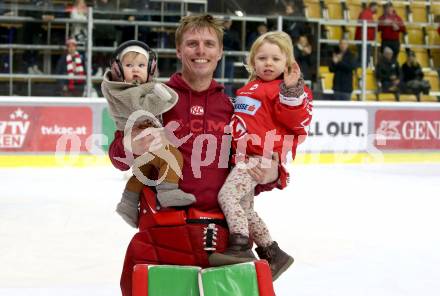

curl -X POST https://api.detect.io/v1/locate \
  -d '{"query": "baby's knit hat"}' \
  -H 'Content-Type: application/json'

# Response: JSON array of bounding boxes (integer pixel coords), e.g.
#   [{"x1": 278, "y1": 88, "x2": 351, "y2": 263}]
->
[{"x1": 118, "y1": 45, "x2": 149, "y2": 61}]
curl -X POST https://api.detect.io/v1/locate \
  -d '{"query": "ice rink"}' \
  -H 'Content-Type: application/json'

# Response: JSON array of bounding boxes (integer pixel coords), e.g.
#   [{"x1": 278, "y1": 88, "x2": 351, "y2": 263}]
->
[{"x1": 1, "y1": 162, "x2": 440, "y2": 296}]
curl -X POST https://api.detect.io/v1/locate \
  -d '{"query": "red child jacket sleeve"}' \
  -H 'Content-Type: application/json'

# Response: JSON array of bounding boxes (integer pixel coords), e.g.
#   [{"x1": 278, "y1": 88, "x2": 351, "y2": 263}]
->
[
  {"x1": 274, "y1": 82, "x2": 313, "y2": 138},
  {"x1": 254, "y1": 162, "x2": 288, "y2": 195},
  {"x1": 254, "y1": 81, "x2": 313, "y2": 195},
  {"x1": 109, "y1": 130, "x2": 131, "y2": 171}
]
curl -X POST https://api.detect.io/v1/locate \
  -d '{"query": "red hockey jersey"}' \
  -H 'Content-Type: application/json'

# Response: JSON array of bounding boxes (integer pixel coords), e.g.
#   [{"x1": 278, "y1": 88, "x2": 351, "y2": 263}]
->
[{"x1": 230, "y1": 78, "x2": 313, "y2": 163}]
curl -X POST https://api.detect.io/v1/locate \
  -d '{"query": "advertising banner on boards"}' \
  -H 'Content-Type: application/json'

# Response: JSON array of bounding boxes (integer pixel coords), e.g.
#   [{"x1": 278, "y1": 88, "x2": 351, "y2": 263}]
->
[
  {"x1": 298, "y1": 108, "x2": 369, "y2": 152},
  {"x1": 0, "y1": 106, "x2": 92, "y2": 152},
  {"x1": 375, "y1": 110, "x2": 440, "y2": 150}
]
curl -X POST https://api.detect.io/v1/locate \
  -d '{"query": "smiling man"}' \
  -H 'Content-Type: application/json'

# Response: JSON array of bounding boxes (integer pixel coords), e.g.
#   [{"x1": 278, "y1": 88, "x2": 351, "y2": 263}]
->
[
  {"x1": 109, "y1": 14, "x2": 283, "y2": 296},
  {"x1": 175, "y1": 16, "x2": 224, "y2": 91}
]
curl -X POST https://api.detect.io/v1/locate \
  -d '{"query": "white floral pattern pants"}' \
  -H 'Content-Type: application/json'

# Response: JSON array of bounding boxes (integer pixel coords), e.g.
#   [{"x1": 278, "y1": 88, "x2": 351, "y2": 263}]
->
[{"x1": 218, "y1": 164, "x2": 273, "y2": 248}]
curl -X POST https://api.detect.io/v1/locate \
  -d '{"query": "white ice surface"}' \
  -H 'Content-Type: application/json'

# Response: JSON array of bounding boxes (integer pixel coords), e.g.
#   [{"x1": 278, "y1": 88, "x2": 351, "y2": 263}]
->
[{"x1": 1, "y1": 163, "x2": 439, "y2": 295}]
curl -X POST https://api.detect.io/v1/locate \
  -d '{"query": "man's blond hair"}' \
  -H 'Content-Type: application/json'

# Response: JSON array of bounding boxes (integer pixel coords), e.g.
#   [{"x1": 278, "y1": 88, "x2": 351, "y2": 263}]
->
[{"x1": 175, "y1": 14, "x2": 224, "y2": 46}]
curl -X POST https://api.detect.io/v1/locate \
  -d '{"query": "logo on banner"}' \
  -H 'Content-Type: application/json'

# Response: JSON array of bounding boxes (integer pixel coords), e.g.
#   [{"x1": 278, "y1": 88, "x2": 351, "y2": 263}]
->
[
  {"x1": 377, "y1": 120, "x2": 440, "y2": 141},
  {"x1": 191, "y1": 105, "x2": 204, "y2": 116},
  {"x1": 234, "y1": 96, "x2": 261, "y2": 116},
  {"x1": 0, "y1": 108, "x2": 30, "y2": 148},
  {"x1": 230, "y1": 114, "x2": 247, "y2": 139},
  {"x1": 375, "y1": 110, "x2": 440, "y2": 150},
  {"x1": 376, "y1": 120, "x2": 401, "y2": 140}
]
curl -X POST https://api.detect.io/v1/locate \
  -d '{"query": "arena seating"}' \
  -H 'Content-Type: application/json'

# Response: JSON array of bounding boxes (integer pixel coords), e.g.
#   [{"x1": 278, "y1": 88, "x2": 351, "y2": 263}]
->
[
  {"x1": 316, "y1": 0, "x2": 440, "y2": 102},
  {"x1": 304, "y1": 0, "x2": 322, "y2": 19},
  {"x1": 1, "y1": 0, "x2": 439, "y2": 102}
]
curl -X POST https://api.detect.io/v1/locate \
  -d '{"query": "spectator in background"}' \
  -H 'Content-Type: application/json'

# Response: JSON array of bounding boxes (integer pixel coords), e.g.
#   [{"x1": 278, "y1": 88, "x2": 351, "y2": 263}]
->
[
  {"x1": 355, "y1": 1, "x2": 378, "y2": 67},
  {"x1": 22, "y1": 0, "x2": 54, "y2": 74},
  {"x1": 0, "y1": 0, "x2": 13, "y2": 73},
  {"x1": 329, "y1": 39, "x2": 356, "y2": 101},
  {"x1": 294, "y1": 35, "x2": 313, "y2": 82},
  {"x1": 0, "y1": 57, "x2": 8, "y2": 73},
  {"x1": 378, "y1": 2, "x2": 406, "y2": 61},
  {"x1": 120, "y1": 0, "x2": 154, "y2": 44},
  {"x1": 215, "y1": 17, "x2": 240, "y2": 97},
  {"x1": 55, "y1": 38, "x2": 86, "y2": 96},
  {"x1": 119, "y1": 0, "x2": 149, "y2": 10},
  {"x1": 247, "y1": 23, "x2": 268, "y2": 50},
  {"x1": 94, "y1": 0, "x2": 115, "y2": 8},
  {"x1": 69, "y1": 0, "x2": 88, "y2": 44},
  {"x1": 283, "y1": 1, "x2": 306, "y2": 40},
  {"x1": 118, "y1": 0, "x2": 176, "y2": 75},
  {"x1": 93, "y1": 0, "x2": 117, "y2": 78},
  {"x1": 401, "y1": 51, "x2": 430, "y2": 96},
  {"x1": 241, "y1": 0, "x2": 278, "y2": 14},
  {"x1": 375, "y1": 47, "x2": 400, "y2": 93}
]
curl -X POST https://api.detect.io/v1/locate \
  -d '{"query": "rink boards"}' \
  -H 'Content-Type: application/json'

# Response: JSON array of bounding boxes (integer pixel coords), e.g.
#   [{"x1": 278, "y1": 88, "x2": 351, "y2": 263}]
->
[{"x1": 1, "y1": 96, "x2": 440, "y2": 167}]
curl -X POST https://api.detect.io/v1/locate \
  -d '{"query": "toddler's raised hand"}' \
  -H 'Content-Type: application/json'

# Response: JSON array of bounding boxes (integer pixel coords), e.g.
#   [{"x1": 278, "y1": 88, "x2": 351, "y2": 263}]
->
[{"x1": 284, "y1": 62, "x2": 301, "y2": 88}]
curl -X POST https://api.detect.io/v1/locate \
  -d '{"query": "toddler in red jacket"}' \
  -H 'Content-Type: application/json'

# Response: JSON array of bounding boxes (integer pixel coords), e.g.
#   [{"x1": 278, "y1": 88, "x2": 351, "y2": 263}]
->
[{"x1": 209, "y1": 31, "x2": 313, "y2": 281}]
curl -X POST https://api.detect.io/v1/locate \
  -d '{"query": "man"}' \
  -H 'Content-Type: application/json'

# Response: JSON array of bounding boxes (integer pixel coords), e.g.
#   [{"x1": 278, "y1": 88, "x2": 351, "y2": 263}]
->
[
  {"x1": 55, "y1": 38, "x2": 86, "y2": 97},
  {"x1": 284, "y1": 1, "x2": 307, "y2": 40},
  {"x1": 215, "y1": 17, "x2": 240, "y2": 97},
  {"x1": 247, "y1": 23, "x2": 268, "y2": 50},
  {"x1": 378, "y1": 2, "x2": 406, "y2": 60},
  {"x1": 375, "y1": 46, "x2": 400, "y2": 93},
  {"x1": 401, "y1": 51, "x2": 430, "y2": 96},
  {"x1": 294, "y1": 35, "x2": 313, "y2": 82},
  {"x1": 109, "y1": 15, "x2": 285, "y2": 296},
  {"x1": 23, "y1": 0, "x2": 55, "y2": 74},
  {"x1": 355, "y1": 1, "x2": 378, "y2": 67},
  {"x1": 329, "y1": 39, "x2": 356, "y2": 101}
]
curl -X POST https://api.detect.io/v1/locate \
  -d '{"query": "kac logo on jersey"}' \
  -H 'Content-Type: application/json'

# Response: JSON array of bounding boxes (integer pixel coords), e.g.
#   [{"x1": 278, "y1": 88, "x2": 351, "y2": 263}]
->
[
  {"x1": 249, "y1": 83, "x2": 259, "y2": 91},
  {"x1": 230, "y1": 114, "x2": 247, "y2": 140},
  {"x1": 190, "y1": 105, "x2": 204, "y2": 116},
  {"x1": 234, "y1": 96, "x2": 261, "y2": 116}
]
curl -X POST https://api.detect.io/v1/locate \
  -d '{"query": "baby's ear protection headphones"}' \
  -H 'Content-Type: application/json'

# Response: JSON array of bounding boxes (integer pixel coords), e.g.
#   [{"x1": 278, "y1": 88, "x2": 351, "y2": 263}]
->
[{"x1": 110, "y1": 40, "x2": 157, "y2": 82}]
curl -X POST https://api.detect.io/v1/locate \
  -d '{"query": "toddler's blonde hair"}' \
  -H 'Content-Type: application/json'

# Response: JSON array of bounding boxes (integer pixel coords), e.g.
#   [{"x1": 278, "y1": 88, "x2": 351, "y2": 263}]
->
[{"x1": 247, "y1": 31, "x2": 295, "y2": 82}]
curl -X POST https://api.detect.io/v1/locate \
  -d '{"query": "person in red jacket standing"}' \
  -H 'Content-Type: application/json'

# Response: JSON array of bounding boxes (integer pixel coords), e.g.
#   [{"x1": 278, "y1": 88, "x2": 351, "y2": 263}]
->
[
  {"x1": 209, "y1": 31, "x2": 312, "y2": 281},
  {"x1": 108, "y1": 14, "x2": 282, "y2": 296},
  {"x1": 355, "y1": 1, "x2": 378, "y2": 67},
  {"x1": 378, "y1": 2, "x2": 406, "y2": 61}
]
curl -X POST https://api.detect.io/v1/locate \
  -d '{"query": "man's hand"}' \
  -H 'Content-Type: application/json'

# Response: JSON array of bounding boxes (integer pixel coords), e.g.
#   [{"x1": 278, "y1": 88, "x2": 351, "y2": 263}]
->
[
  {"x1": 284, "y1": 62, "x2": 301, "y2": 88},
  {"x1": 247, "y1": 153, "x2": 280, "y2": 185}
]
